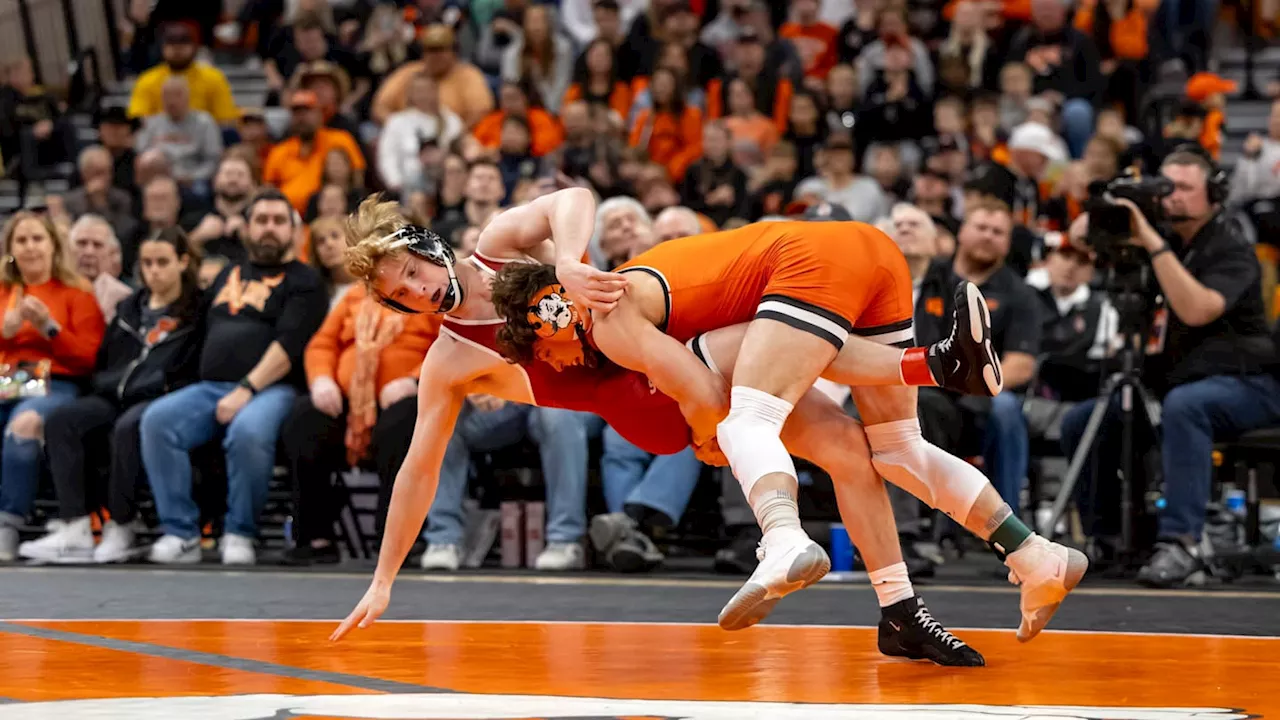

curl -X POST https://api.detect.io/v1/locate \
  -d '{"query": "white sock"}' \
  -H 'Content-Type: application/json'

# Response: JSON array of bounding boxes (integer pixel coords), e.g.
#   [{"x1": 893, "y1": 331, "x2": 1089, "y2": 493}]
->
[
  {"x1": 752, "y1": 490, "x2": 801, "y2": 536},
  {"x1": 868, "y1": 562, "x2": 914, "y2": 607}
]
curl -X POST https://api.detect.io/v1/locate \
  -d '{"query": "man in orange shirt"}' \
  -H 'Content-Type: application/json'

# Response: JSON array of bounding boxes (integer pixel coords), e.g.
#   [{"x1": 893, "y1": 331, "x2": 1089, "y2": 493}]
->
[
  {"x1": 262, "y1": 90, "x2": 366, "y2": 213},
  {"x1": 779, "y1": 0, "x2": 838, "y2": 79}
]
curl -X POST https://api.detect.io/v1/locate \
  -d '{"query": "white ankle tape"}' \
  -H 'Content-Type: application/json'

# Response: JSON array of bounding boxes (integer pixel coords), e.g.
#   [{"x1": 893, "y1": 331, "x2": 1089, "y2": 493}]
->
[
  {"x1": 868, "y1": 561, "x2": 914, "y2": 607},
  {"x1": 717, "y1": 386, "x2": 796, "y2": 498},
  {"x1": 865, "y1": 418, "x2": 986, "y2": 522}
]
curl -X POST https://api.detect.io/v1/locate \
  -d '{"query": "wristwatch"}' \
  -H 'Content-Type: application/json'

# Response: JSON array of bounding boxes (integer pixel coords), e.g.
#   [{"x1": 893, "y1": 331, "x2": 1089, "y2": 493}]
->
[
  {"x1": 238, "y1": 377, "x2": 258, "y2": 394},
  {"x1": 43, "y1": 321, "x2": 60, "y2": 339}
]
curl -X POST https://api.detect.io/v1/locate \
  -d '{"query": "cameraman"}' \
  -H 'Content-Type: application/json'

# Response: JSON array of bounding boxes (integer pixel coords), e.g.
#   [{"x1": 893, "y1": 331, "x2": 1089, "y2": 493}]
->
[{"x1": 1059, "y1": 149, "x2": 1280, "y2": 587}]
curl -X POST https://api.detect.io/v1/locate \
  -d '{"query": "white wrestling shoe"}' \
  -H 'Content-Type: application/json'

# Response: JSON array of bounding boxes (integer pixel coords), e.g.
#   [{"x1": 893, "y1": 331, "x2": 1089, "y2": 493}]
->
[
  {"x1": 1004, "y1": 535, "x2": 1090, "y2": 642},
  {"x1": 717, "y1": 527, "x2": 830, "y2": 631}
]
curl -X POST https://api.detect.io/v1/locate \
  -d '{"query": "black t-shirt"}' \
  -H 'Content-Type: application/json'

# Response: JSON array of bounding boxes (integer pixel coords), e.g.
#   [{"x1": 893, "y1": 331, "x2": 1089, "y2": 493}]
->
[
  {"x1": 916, "y1": 259, "x2": 1042, "y2": 384},
  {"x1": 1146, "y1": 214, "x2": 1277, "y2": 391},
  {"x1": 269, "y1": 30, "x2": 371, "y2": 86},
  {"x1": 199, "y1": 260, "x2": 328, "y2": 387},
  {"x1": 1034, "y1": 285, "x2": 1108, "y2": 401}
]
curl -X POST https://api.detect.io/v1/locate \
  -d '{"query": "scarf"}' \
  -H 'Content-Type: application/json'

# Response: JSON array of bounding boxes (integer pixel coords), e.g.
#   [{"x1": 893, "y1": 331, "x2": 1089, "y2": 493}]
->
[{"x1": 345, "y1": 295, "x2": 406, "y2": 465}]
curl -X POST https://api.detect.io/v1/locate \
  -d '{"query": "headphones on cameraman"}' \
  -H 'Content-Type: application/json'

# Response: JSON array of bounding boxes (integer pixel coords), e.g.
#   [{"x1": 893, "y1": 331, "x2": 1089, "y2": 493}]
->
[{"x1": 1170, "y1": 143, "x2": 1229, "y2": 205}]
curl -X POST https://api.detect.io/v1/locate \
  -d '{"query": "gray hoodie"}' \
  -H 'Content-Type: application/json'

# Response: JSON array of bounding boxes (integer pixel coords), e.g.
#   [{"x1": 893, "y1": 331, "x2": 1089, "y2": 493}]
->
[{"x1": 136, "y1": 110, "x2": 223, "y2": 185}]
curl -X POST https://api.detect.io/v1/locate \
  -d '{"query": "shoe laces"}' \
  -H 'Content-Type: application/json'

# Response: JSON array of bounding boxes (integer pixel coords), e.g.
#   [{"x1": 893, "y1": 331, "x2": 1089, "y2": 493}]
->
[{"x1": 913, "y1": 605, "x2": 966, "y2": 650}]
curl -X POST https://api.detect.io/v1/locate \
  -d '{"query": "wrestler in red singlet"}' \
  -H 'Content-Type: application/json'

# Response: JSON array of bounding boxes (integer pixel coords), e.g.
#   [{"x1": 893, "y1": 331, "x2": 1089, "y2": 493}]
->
[{"x1": 443, "y1": 253, "x2": 690, "y2": 455}]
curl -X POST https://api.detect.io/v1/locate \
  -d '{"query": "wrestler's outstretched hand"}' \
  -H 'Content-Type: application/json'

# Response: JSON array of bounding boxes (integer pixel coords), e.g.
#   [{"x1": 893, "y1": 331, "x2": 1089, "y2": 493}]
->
[
  {"x1": 556, "y1": 258, "x2": 628, "y2": 311},
  {"x1": 694, "y1": 437, "x2": 729, "y2": 467},
  {"x1": 330, "y1": 582, "x2": 390, "y2": 642}
]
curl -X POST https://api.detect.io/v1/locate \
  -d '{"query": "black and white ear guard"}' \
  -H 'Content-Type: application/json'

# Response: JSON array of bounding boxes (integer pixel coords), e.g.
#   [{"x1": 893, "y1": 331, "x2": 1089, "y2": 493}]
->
[{"x1": 375, "y1": 225, "x2": 463, "y2": 315}]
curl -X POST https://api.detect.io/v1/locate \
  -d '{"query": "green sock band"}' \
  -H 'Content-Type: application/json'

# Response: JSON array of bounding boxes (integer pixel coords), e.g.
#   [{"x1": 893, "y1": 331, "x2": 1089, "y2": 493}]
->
[{"x1": 989, "y1": 514, "x2": 1033, "y2": 556}]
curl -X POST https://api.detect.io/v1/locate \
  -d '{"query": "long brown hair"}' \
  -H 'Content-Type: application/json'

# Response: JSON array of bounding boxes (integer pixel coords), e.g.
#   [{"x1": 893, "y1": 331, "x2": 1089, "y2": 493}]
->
[
  {"x1": 519, "y1": 5, "x2": 557, "y2": 80},
  {"x1": 491, "y1": 261, "x2": 598, "y2": 368},
  {"x1": 143, "y1": 226, "x2": 202, "y2": 325},
  {"x1": 1, "y1": 211, "x2": 90, "y2": 291}
]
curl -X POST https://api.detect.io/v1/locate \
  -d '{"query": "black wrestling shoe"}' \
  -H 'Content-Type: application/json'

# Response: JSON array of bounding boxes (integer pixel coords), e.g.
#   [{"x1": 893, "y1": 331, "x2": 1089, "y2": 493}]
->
[
  {"x1": 878, "y1": 595, "x2": 985, "y2": 667},
  {"x1": 926, "y1": 281, "x2": 1003, "y2": 397}
]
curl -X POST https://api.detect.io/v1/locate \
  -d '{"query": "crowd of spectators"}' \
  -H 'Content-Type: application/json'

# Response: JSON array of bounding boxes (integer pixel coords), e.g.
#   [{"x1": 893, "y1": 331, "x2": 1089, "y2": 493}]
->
[{"x1": 0, "y1": 0, "x2": 1278, "y2": 589}]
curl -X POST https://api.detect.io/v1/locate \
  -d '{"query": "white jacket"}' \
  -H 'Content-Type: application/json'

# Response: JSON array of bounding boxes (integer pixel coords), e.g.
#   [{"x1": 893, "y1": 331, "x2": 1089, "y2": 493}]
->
[{"x1": 377, "y1": 108, "x2": 464, "y2": 191}]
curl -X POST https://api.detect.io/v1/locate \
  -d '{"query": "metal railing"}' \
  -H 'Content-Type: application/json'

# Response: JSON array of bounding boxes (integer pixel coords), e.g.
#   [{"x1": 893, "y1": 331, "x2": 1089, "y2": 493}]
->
[{"x1": 0, "y1": 0, "x2": 118, "y2": 91}]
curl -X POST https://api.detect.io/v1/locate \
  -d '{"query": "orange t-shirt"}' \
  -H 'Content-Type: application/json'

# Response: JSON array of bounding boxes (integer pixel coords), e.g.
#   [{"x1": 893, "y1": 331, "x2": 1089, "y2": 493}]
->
[
  {"x1": 723, "y1": 114, "x2": 780, "y2": 154},
  {"x1": 0, "y1": 278, "x2": 105, "y2": 377},
  {"x1": 471, "y1": 109, "x2": 565, "y2": 158},
  {"x1": 629, "y1": 106, "x2": 704, "y2": 182},
  {"x1": 263, "y1": 128, "x2": 367, "y2": 213},
  {"x1": 563, "y1": 82, "x2": 633, "y2": 121},
  {"x1": 779, "y1": 22, "x2": 839, "y2": 78},
  {"x1": 304, "y1": 284, "x2": 440, "y2": 395}
]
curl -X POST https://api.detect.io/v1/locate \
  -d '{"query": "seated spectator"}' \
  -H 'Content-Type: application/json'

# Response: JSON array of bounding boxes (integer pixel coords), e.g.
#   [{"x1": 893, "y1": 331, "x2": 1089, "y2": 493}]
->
[
  {"x1": 795, "y1": 132, "x2": 888, "y2": 222},
  {"x1": 652, "y1": 205, "x2": 703, "y2": 244},
  {"x1": 263, "y1": 90, "x2": 365, "y2": 214},
  {"x1": 561, "y1": 0, "x2": 636, "y2": 50},
  {"x1": 372, "y1": 24, "x2": 495, "y2": 127},
  {"x1": 563, "y1": 38, "x2": 632, "y2": 120},
  {"x1": 1231, "y1": 100, "x2": 1280, "y2": 257},
  {"x1": 590, "y1": 196, "x2": 652, "y2": 269},
  {"x1": 706, "y1": 28, "x2": 793, "y2": 134},
  {"x1": 825, "y1": 64, "x2": 859, "y2": 135},
  {"x1": 131, "y1": 176, "x2": 192, "y2": 273},
  {"x1": 128, "y1": 23, "x2": 239, "y2": 125},
  {"x1": 867, "y1": 145, "x2": 911, "y2": 203},
  {"x1": 289, "y1": 61, "x2": 361, "y2": 139},
  {"x1": 136, "y1": 77, "x2": 224, "y2": 197},
  {"x1": 17, "y1": 228, "x2": 202, "y2": 563},
  {"x1": 472, "y1": 80, "x2": 565, "y2": 160},
  {"x1": 357, "y1": 3, "x2": 419, "y2": 85},
  {"x1": 911, "y1": 166, "x2": 961, "y2": 237},
  {"x1": 234, "y1": 110, "x2": 272, "y2": 171},
  {"x1": 915, "y1": 201, "x2": 1040, "y2": 510},
  {"x1": 0, "y1": 213, "x2": 105, "y2": 560},
  {"x1": 857, "y1": 35, "x2": 933, "y2": 167},
  {"x1": 1074, "y1": 0, "x2": 1156, "y2": 123},
  {"x1": 936, "y1": 0, "x2": 1001, "y2": 96},
  {"x1": 268, "y1": 13, "x2": 371, "y2": 117},
  {"x1": 779, "y1": 0, "x2": 839, "y2": 80},
  {"x1": 308, "y1": 217, "x2": 355, "y2": 306},
  {"x1": 748, "y1": 140, "x2": 800, "y2": 218},
  {"x1": 281, "y1": 283, "x2": 438, "y2": 565},
  {"x1": 889, "y1": 202, "x2": 941, "y2": 292},
  {"x1": 502, "y1": 4, "x2": 575, "y2": 114},
  {"x1": 432, "y1": 159, "x2": 506, "y2": 247},
  {"x1": 0, "y1": 57, "x2": 76, "y2": 182},
  {"x1": 783, "y1": 90, "x2": 825, "y2": 180},
  {"x1": 495, "y1": 118, "x2": 545, "y2": 200},
  {"x1": 96, "y1": 108, "x2": 140, "y2": 195},
  {"x1": 378, "y1": 73, "x2": 464, "y2": 194},
  {"x1": 1007, "y1": 0, "x2": 1105, "y2": 158},
  {"x1": 629, "y1": 67, "x2": 702, "y2": 182},
  {"x1": 856, "y1": 8, "x2": 936, "y2": 98},
  {"x1": 139, "y1": 189, "x2": 328, "y2": 566},
  {"x1": 681, "y1": 122, "x2": 749, "y2": 227},
  {"x1": 1184, "y1": 72, "x2": 1235, "y2": 162},
  {"x1": 304, "y1": 149, "x2": 365, "y2": 222},
  {"x1": 627, "y1": 41, "x2": 709, "y2": 128},
  {"x1": 64, "y1": 146, "x2": 138, "y2": 245},
  {"x1": 429, "y1": 396, "x2": 595, "y2": 571},
  {"x1": 721, "y1": 78, "x2": 780, "y2": 155},
  {"x1": 189, "y1": 153, "x2": 258, "y2": 266},
  {"x1": 68, "y1": 216, "x2": 133, "y2": 322}
]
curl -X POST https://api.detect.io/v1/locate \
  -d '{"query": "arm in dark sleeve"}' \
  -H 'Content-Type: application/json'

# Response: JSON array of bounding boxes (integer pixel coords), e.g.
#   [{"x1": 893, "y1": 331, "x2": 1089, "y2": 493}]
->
[
  {"x1": 1065, "y1": 33, "x2": 1105, "y2": 102},
  {"x1": 1194, "y1": 239, "x2": 1261, "y2": 312},
  {"x1": 1001, "y1": 284, "x2": 1044, "y2": 357},
  {"x1": 273, "y1": 271, "x2": 329, "y2": 364}
]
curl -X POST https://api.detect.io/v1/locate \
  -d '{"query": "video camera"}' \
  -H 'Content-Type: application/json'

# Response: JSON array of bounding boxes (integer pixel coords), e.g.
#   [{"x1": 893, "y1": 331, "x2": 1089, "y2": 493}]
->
[{"x1": 1083, "y1": 173, "x2": 1174, "y2": 270}]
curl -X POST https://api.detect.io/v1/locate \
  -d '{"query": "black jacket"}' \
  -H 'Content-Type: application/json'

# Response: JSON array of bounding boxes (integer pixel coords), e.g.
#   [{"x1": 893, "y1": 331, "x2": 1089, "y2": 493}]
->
[{"x1": 91, "y1": 289, "x2": 203, "y2": 407}]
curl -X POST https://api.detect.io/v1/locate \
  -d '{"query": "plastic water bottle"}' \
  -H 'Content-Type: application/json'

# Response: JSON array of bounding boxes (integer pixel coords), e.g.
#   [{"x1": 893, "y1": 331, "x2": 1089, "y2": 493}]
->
[
  {"x1": 1225, "y1": 488, "x2": 1246, "y2": 518},
  {"x1": 1273, "y1": 533, "x2": 1280, "y2": 581},
  {"x1": 283, "y1": 515, "x2": 295, "y2": 550}
]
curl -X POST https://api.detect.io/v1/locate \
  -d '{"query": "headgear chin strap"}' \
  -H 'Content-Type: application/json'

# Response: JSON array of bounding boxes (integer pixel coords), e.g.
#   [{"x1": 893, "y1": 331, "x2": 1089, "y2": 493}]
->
[{"x1": 375, "y1": 225, "x2": 462, "y2": 314}]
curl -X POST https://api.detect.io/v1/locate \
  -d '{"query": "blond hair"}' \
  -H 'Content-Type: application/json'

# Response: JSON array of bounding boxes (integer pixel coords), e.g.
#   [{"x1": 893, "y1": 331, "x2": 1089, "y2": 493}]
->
[
  {"x1": 344, "y1": 194, "x2": 413, "y2": 284},
  {"x1": 2, "y1": 211, "x2": 90, "y2": 292}
]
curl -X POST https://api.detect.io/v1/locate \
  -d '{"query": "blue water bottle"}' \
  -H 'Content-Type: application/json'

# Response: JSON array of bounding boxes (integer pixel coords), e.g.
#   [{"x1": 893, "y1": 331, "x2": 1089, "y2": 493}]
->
[{"x1": 829, "y1": 523, "x2": 855, "y2": 572}]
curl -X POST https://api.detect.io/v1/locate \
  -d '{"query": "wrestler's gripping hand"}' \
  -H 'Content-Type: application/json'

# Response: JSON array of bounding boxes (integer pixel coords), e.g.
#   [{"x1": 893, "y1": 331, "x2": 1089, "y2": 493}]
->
[{"x1": 556, "y1": 258, "x2": 628, "y2": 311}]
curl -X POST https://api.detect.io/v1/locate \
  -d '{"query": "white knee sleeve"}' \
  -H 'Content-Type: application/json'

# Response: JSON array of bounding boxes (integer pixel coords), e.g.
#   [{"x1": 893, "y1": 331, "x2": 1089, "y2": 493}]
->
[
  {"x1": 865, "y1": 418, "x2": 987, "y2": 522},
  {"x1": 716, "y1": 386, "x2": 796, "y2": 498}
]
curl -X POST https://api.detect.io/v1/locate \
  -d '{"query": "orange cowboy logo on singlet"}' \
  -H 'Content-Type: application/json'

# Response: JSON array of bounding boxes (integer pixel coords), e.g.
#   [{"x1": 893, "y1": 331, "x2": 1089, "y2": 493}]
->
[
  {"x1": 145, "y1": 316, "x2": 179, "y2": 346},
  {"x1": 212, "y1": 266, "x2": 286, "y2": 315}
]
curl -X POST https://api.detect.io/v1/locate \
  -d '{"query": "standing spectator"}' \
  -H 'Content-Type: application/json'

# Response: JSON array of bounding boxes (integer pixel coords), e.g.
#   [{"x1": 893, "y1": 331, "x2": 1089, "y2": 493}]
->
[
  {"x1": 68, "y1": 216, "x2": 133, "y2": 322},
  {"x1": 0, "y1": 57, "x2": 76, "y2": 182},
  {"x1": 188, "y1": 154, "x2": 258, "y2": 266},
  {"x1": 1007, "y1": 0, "x2": 1105, "y2": 158},
  {"x1": 915, "y1": 201, "x2": 1040, "y2": 509},
  {"x1": 372, "y1": 25, "x2": 495, "y2": 126},
  {"x1": 797, "y1": 132, "x2": 889, "y2": 222},
  {"x1": 128, "y1": 24, "x2": 239, "y2": 125},
  {"x1": 135, "y1": 77, "x2": 224, "y2": 197},
  {"x1": 502, "y1": 4, "x2": 575, "y2": 114},
  {"x1": 17, "y1": 228, "x2": 202, "y2": 563},
  {"x1": 779, "y1": 0, "x2": 839, "y2": 80},
  {"x1": 0, "y1": 213, "x2": 105, "y2": 560},
  {"x1": 263, "y1": 90, "x2": 366, "y2": 214},
  {"x1": 629, "y1": 67, "x2": 703, "y2": 182},
  {"x1": 139, "y1": 189, "x2": 328, "y2": 566},
  {"x1": 378, "y1": 74, "x2": 464, "y2": 194},
  {"x1": 857, "y1": 9, "x2": 936, "y2": 98},
  {"x1": 64, "y1": 146, "x2": 138, "y2": 246},
  {"x1": 281, "y1": 284, "x2": 437, "y2": 565},
  {"x1": 681, "y1": 122, "x2": 750, "y2": 227}
]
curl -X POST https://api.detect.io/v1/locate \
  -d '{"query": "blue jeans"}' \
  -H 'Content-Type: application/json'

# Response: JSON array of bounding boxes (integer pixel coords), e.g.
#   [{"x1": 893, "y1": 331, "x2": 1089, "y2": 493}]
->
[
  {"x1": 139, "y1": 381, "x2": 297, "y2": 539},
  {"x1": 1060, "y1": 98, "x2": 1096, "y2": 159},
  {"x1": 985, "y1": 391, "x2": 1030, "y2": 510},
  {"x1": 1061, "y1": 374, "x2": 1280, "y2": 540},
  {"x1": 601, "y1": 425, "x2": 702, "y2": 524},
  {"x1": 0, "y1": 379, "x2": 81, "y2": 523},
  {"x1": 432, "y1": 402, "x2": 591, "y2": 545}
]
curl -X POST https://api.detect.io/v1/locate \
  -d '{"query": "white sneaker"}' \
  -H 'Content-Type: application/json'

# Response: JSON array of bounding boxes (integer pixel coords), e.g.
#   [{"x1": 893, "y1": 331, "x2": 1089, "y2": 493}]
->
[
  {"x1": 148, "y1": 534, "x2": 202, "y2": 564},
  {"x1": 534, "y1": 542, "x2": 585, "y2": 571},
  {"x1": 18, "y1": 516, "x2": 94, "y2": 563},
  {"x1": 420, "y1": 544, "x2": 460, "y2": 571},
  {"x1": 0, "y1": 525, "x2": 15, "y2": 562},
  {"x1": 220, "y1": 534, "x2": 256, "y2": 565},
  {"x1": 94, "y1": 520, "x2": 137, "y2": 564},
  {"x1": 718, "y1": 527, "x2": 830, "y2": 631},
  {"x1": 1004, "y1": 534, "x2": 1090, "y2": 642}
]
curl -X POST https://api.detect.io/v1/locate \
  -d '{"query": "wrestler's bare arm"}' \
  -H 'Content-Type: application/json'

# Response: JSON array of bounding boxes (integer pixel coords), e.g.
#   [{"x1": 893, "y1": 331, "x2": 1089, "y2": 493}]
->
[{"x1": 475, "y1": 187, "x2": 596, "y2": 264}]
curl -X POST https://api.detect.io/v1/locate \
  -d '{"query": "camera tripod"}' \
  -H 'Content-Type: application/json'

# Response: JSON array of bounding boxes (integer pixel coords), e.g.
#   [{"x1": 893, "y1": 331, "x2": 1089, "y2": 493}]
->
[{"x1": 1042, "y1": 275, "x2": 1163, "y2": 568}]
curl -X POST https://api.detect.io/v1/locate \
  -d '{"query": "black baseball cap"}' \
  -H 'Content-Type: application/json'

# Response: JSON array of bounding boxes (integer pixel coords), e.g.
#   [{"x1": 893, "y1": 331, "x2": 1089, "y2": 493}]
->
[{"x1": 804, "y1": 202, "x2": 853, "y2": 221}]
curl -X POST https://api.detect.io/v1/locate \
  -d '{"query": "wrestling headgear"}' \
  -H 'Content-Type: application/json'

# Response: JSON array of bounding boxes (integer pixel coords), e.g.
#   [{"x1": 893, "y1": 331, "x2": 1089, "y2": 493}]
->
[{"x1": 375, "y1": 225, "x2": 462, "y2": 314}]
